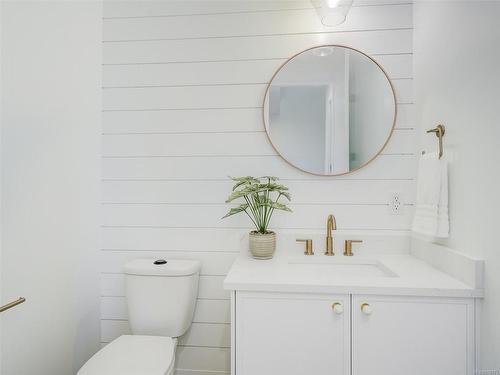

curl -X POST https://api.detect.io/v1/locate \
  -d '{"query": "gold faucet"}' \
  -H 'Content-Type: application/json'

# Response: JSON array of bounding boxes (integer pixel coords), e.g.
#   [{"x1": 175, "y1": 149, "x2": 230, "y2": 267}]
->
[
  {"x1": 296, "y1": 239, "x2": 314, "y2": 256},
  {"x1": 325, "y1": 214, "x2": 336, "y2": 256},
  {"x1": 344, "y1": 239, "x2": 363, "y2": 256}
]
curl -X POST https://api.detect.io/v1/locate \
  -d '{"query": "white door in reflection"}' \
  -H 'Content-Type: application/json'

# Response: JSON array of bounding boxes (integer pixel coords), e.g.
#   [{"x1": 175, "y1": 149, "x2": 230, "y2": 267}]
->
[{"x1": 269, "y1": 85, "x2": 327, "y2": 173}]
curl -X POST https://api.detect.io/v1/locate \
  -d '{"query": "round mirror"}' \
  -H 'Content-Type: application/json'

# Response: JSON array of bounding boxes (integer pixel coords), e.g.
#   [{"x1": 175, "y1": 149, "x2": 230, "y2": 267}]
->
[{"x1": 264, "y1": 45, "x2": 396, "y2": 176}]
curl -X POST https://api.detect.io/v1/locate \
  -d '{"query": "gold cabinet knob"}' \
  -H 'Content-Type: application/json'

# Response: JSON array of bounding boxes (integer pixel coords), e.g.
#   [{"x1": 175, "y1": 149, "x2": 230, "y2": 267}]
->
[
  {"x1": 360, "y1": 303, "x2": 373, "y2": 315},
  {"x1": 296, "y1": 239, "x2": 314, "y2": 255},
  {"x1": 331, "y1": 302, "x2": 344, "y2": 314}
]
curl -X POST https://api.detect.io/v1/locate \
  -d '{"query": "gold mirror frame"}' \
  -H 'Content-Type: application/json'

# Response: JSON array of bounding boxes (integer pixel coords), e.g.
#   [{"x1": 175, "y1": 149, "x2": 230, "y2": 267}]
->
[{"x1": 262, "y1": 45, "x2": 398, "y2": 177}]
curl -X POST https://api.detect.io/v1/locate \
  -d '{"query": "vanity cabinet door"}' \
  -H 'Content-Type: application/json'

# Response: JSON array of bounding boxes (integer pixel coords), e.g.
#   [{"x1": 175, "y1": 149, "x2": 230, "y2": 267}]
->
[
  {"x1": 352, "y1": 295, "x2": 475, "y2": 375},
  {"x1": 235, "y1": 292, "x2": 350, "y2": 375}
]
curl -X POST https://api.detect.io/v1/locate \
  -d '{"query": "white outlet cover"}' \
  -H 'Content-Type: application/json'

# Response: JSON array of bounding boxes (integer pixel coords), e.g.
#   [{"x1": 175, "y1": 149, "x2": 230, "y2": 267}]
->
[{"x1": 389, "y1": 192, "x2": 403, "y2": 215}]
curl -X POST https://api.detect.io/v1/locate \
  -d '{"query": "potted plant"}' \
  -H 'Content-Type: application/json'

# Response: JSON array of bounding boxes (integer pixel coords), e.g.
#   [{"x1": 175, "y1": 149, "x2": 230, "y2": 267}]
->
[{"x1": 222, "y1": 176, "x2": 291, "y2": 259}]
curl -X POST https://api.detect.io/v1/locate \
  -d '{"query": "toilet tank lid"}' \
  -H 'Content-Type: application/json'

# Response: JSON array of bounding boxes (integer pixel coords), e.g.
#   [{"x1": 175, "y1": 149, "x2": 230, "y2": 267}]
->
[{"x1": 124, "y1": 258, "x2": 201, "y2": 276}]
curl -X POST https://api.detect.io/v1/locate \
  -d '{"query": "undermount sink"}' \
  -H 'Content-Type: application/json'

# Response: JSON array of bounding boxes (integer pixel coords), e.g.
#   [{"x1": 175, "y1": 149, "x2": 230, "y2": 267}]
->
[{"x1": 287, "y1": 257, "x2": 398, "y2": 278}]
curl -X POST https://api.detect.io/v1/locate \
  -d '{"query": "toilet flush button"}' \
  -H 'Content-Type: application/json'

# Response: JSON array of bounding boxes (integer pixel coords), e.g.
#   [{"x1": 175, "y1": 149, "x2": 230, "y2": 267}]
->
[{"x1": 154, "y1": 259, "x2": 167, "y2": 265}]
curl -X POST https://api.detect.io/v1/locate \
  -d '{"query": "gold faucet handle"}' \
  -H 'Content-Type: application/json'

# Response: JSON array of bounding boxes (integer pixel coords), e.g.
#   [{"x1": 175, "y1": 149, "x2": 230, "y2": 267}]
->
[
  {"x1": 344, "y1": 240, "x2": 363, "y2": 256},
  {"x1": 296, "y1": 239, "x2": 314, "y2": 256}
]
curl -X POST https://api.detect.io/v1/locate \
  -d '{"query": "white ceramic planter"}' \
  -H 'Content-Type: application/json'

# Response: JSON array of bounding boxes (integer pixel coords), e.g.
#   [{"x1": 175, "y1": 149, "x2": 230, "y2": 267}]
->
[{"x1": 249, "y1": 231, "x2": 276, "y2": 259}]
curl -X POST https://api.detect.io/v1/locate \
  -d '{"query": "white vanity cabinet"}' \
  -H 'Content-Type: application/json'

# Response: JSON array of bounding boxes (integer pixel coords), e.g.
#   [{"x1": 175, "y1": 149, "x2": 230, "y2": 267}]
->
[
  {"x1": 232, "y1": 292, "x2": 475, "y2": 375},
  {"x1": 234, "y1": 292, "x2": 350, "y2": 375},
  {"x1": 352, "y1": 295, "x2": 475, "y2": 375}
]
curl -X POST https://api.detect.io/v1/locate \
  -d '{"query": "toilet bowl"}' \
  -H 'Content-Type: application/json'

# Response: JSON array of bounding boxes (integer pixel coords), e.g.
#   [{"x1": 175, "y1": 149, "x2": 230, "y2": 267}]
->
[{"x1": 78, "y1": 259, "x2": 201, "y2": 375}]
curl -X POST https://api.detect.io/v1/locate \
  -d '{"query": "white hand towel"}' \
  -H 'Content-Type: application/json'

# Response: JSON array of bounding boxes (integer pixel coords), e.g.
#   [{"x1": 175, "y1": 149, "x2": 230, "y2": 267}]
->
[{"x1": 411, "y1": 152, "x2": 449, "y2": 238}]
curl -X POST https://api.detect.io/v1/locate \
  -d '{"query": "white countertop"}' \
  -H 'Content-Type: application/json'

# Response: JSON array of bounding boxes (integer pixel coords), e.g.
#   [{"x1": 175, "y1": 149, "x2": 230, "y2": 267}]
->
[{"x1": 223, "y1": 237, "x2": 483, "y2": 298}]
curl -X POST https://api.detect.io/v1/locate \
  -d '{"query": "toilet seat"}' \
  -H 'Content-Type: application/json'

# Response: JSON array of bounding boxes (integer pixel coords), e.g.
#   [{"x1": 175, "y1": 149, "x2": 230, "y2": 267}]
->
[{"x1": 78, "y1": 335, "x2": 176, "y2": 375}]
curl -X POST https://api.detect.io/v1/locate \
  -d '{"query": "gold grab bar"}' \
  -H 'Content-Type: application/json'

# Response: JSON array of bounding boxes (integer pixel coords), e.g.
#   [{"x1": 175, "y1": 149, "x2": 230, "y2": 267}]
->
[
  {"x1": 426, "y1": 124, "x2": 445, "y2": 159},
  {"x1": 0, "y1": 297, "x2": 26, "y2": 313}
]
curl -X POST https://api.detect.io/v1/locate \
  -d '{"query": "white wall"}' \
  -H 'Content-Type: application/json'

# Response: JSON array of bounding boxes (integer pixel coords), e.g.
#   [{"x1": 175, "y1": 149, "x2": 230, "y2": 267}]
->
[
  {"x1": 414, "y1": 1, "x2": 500, "y2": 371},
  {"x1": 101, "y1": 1, "x2": 415, "y2": 373},
  {"x1": 1, "y1": 1, "x2": 101, "y2": 374}
]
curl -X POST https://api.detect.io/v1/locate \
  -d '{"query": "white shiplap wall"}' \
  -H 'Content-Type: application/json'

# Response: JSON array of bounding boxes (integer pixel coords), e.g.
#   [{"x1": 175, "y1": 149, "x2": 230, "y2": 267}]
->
[{"x1": 101, "y1": 1, "x2": 414, "y2": 373}]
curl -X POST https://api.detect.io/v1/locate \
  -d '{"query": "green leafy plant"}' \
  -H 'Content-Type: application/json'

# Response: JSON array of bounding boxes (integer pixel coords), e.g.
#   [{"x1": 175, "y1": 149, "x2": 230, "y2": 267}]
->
[{"x1": 222, "y1": 176, "x2": 292, "y2": 234}]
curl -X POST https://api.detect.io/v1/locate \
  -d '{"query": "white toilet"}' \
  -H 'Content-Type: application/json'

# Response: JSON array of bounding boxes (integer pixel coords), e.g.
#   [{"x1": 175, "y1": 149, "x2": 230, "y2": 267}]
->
[{"x1": 78, "y1": 258, "x2": 201, "y2": 375}]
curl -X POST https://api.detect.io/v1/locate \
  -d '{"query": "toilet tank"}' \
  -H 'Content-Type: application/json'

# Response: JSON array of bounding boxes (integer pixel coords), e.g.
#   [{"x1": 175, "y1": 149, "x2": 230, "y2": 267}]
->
[{"x1": 124, "y1": 258, "x2": 201, "y2": 337}]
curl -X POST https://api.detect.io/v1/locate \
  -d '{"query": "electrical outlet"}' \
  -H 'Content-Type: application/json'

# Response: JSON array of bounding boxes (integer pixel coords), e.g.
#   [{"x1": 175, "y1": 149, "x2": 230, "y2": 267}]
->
[{"x1": 389, "y1": 192, "x2": 403, "y2": 215}]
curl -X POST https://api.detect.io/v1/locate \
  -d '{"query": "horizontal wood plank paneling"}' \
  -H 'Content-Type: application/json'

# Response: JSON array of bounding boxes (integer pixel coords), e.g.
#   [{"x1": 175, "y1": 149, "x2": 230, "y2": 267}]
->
[
  {"x1": 103, "y1": 29, "x2": 412, "y2": 64},
  {"x1": 101, "y1": 320, "x2": 230, "y2": 348},
  {"x1": 103, "y1": 1, "x2": 314, "y2": 18},
  {"x1": 176, "y1": 347, "x2": 230, "y2": 373},
  {"x1": 103, "y1": 1, "x2": 411, "y2": 19},
  {"x1": 103, "y1": 5, "x2": 411, "y2": 41},
  {"x1": 102, "y1": 179, "x2": 415, "y2": 205},
  {"x1": 102, "y1": 131, "x2": 276, "y2": 157},
  {"x1": 101, "y1": 228, "x2": 410, "y2": 253},
  {"x1": 102, "y1": 80, "x2": 412, "y2": 111},
  {"x1": 103, "y1": 154, "x2": 417, "y2": 180},
  {"x1": 102, "y1": 103, "x2": 414, "y2": 135},
  {"x1": 102, "y1": 84, "x2": 264, "y2": 111},
  {"x1": 102, "y1": 1, "x2": 414, "y2": 373},
  {"x1": 102, "y1": 203, "x2": 414, "y2": 230},
  {"x1": 102, "y1": 129, "x2": 415, "y2": 157},
  {"x1": 103, "y1": 59, "x2": 283, "y2": 87},
  {"x1": 179, "y1": 323, "x2": 231, "y2": 348},
  {"x1": 101, "y1": 319, "x2": 130, "y2": 342},
  {"x1": 102, "y1": 54, "x2": 412, "y2": 88},
  {"x1": 101, "y1": 296, "x2": 230, "y2": 323},
  {"x1": 102, "y1": 107, "x2": 265, "y2": 134},
  {"x1": 102, "y1": 227, "x2": 247, "y2": 252},
  {"x1": 396, "y1": 103, "x2": 415, "y2": 126}
]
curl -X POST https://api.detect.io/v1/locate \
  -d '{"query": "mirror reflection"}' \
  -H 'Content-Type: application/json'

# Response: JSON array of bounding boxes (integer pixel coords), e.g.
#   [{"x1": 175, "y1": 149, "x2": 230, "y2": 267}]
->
[{"x1": 264, "y1": 45, "x2": 396, "y2": 176}]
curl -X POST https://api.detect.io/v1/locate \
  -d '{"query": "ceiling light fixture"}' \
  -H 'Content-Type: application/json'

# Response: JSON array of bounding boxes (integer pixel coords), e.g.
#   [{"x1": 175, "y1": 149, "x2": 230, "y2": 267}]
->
[
  {"x1": 312, "y1": 46, "x2": 335, "y2": 57},
  {"x1": 311, "y1": 0, "x2": 353, "y2": 26},
  {"x1": 327, "y1": 0, "x2": 342, "y2": 8}
]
